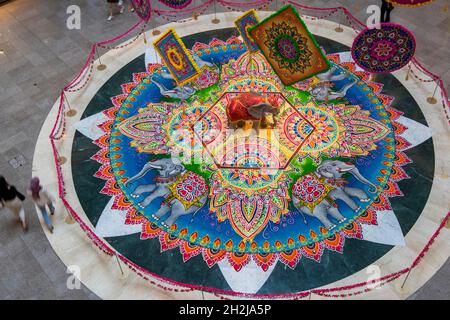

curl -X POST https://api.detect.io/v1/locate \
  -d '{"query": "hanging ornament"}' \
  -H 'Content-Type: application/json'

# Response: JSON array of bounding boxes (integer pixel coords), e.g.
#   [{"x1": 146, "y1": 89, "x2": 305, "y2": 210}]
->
[{"x1": 130, "y1": 0, "x2": 152, "y2": 21}]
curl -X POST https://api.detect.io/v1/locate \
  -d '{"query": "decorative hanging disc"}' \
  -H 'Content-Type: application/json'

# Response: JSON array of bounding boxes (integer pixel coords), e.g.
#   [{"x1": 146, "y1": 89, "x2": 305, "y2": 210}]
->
[
  {"x1": 386, "y1": 0, "x2": 434, "y2": 7},
  {"x1": 131, "y1": 0, "x2": 152, "y2": 21},
  {"x1": 157, "y1": 0, "x2": 193, "y2": 9},
  {"x1": 351, "y1": 23, "x2": 416, "y2": 74}
]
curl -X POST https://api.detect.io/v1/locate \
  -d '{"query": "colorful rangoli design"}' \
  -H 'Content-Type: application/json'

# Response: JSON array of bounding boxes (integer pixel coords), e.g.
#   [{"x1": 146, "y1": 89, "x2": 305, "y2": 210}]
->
[
  {"x1": 352, "y1": 23, "x2": 416, "y2": 74},
  {"x1": 91, "y1": 37, "x2": 413, "y2": 272},
  {"x1": 249, "y1": 5, "x2": 330, "y2": 85}
]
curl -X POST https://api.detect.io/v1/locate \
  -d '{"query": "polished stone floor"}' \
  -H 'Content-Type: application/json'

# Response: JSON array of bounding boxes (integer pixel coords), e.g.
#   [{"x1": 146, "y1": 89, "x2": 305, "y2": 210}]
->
[{"x1": 0, "y1": 0, "x2": 448, "y2": 299}]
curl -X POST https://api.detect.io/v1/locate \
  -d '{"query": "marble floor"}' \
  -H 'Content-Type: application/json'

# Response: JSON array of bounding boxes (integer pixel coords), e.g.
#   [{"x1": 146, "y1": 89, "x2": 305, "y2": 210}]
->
[{"x1": 0, "y1": 0, "x2": 449, "y2": 299}]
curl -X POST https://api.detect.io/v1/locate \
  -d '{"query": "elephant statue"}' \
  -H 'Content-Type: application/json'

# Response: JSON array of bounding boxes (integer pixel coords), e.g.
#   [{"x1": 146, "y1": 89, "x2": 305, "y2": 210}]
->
[
  {"x1": 226, "y1": 92, "x2": 281, "y2": 130},
  {"x1": 191, "y1": 52, "x2": 218, "y2": 72},
  {"x1": 151, "y1": 52, "x2": 218, "y2": 100},
  {"x1": 309, "y1": 65, "x2": 357, "y2": 102},
  {"x1": 151, "y1": 69, "x2": 196, "y2": 100},
  {"x1": 316, "y1": 65, "x2": 348, "y2": 82},
  {"x1": 124, "y1": 158, "x2": 208, "y2": 228},
  {"x1": 292, "y1": 160, "x2": 377, "y2": 229}
]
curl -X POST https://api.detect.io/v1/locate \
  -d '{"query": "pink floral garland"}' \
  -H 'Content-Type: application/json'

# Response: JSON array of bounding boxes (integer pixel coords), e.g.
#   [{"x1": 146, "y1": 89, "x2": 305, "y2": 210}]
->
[
  {"x1": 301, "y1": 9, "x2": 339, "y2": 21},
  {"x1": 97, "y1": 23, "x2": 147, "y2": 50},
  {"x1": 64, "y1": 57, "x2": 95, "y2": 93},
  {"x1": 63, "y1": 47, "x2": 96, "y2": 91},
  {"x1": 411, "y1": 213, "x2": 450, "y2": 268},
  {"x1": 217, "y1": 0, "x2": 271, "y2": 6},
  {"x1": 48, "y1": 1, "x2": 450, "y2": 299}
]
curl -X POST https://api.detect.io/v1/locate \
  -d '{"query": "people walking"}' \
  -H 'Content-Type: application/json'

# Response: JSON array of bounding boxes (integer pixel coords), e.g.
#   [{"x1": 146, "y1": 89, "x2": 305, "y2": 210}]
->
[
  {"x1": 0, "y1": 176, "x2": 27, "y2": 231},
  {"x1": 27, "y1": 177, "x2": 55, "y2": 233},
  {"x1": 119, "y1": 0, "x2": 135, "y2": 12},
  {"x1": 381, "y1": 0, "x2": 394, "y2": 22},
  {"x1": 107, "y1": 0, "x2": 124, "y2": 21}
]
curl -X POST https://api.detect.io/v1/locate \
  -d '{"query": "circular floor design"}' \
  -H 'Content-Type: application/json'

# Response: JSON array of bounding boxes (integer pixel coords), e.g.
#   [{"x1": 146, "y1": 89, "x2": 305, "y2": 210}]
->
[{"x1": 34, "y1": 12, "x2": 450, "y2": 299}]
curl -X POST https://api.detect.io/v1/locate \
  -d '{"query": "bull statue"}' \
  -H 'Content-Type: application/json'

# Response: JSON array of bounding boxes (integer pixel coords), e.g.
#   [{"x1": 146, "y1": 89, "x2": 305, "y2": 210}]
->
[{"x1": 226, "y1": 92, "x2": 281, "y2": 130}]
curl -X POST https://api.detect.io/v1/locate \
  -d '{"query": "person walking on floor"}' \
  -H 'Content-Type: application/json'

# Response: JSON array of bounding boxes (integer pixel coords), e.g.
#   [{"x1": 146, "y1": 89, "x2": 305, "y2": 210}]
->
[
  {"x1": 28, "y1": 177, "x2": 55, "y2": 233},
  {"x1": 119, "y1": 0, "x2": 135, "y2": 12},
  {"x1": 381, "y1": 0, "x2": 394, "y2": 22},
  {"x1": 107, "y1": 0, "x2": 124, "y2": 21},
  {"x1": 0, "y1": 176, "x2": 27, "y2": 231}
]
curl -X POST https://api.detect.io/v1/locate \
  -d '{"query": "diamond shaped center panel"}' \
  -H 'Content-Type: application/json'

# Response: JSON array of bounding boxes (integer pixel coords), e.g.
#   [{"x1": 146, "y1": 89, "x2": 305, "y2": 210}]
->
[{"x1": 193, "y1": 92, "x2": 316, "y2": 170}]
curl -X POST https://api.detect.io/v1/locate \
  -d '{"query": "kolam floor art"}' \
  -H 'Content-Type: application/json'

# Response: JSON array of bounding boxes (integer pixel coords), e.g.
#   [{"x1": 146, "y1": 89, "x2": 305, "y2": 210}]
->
[{"x1": 33, "y1": 12, "x2": 450, "y2": 299}]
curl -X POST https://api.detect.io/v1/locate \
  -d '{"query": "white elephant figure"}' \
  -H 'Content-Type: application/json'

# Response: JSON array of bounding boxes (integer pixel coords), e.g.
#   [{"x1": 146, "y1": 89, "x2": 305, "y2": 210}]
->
[
  {"x1": 150, "y1": 69, "x2": 196, "y2": 100},
  {"x1": 292, "y1": 160, "x2": 377, "y2": 229},
  {"x1": 191, "y1": 52, "x2": 218, "y2": 72},
  {"x1": 151, "y1": 52, "x2": 218, "y2": 100},
  {"x1": 124, "y1": 158, "x2": 208, "y2": 228},
  {"x1": 309, "y1": 65, "x2": 357, "y2": 102}
]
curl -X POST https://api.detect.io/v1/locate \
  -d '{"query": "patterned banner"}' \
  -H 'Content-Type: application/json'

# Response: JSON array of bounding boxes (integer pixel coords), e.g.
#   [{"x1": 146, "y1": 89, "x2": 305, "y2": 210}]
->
[
  {"x1": 234, "y1": 9, "x2": 259, "y2": 52},
  {"x1": 153, "y1": 28, "x2": 200, "y2": 85},
  {"x1": 249, "y1": 4, "x2": 330, "y2": 85}
]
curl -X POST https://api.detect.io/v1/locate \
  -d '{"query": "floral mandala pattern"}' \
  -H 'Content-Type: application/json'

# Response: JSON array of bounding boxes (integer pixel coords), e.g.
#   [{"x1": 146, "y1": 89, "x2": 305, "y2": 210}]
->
[
  {"x1": 352, "y1": 23, "x2": 416, "y2": 74},
  {"x1": 264, "y1": 21, "x2": 313, "y2": 74}
]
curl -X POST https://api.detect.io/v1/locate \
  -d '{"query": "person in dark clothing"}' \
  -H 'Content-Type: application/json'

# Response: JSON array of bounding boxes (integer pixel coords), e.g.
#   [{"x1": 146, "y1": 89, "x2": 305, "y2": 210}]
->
[
  {"x1": 0, "y1": 176, "x2": 27, "y2": 230},
  {"x1": 381, "y1": 0, "x2": 394, "y2": 22}
]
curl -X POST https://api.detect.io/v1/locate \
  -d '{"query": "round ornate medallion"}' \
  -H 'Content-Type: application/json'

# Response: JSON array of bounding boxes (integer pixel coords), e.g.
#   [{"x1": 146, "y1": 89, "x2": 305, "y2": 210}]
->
[{"x1": 352, "y1": 23, "x2": 416, "y2": 74}]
